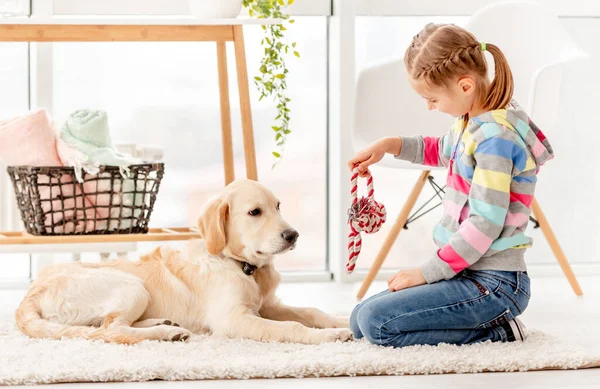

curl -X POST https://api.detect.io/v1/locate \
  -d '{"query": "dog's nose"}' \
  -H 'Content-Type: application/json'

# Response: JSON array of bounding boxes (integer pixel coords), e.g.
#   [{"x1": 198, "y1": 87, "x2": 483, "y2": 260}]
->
[{"x1": 282, "y1": 229, "x2": 299, "y2": 244}]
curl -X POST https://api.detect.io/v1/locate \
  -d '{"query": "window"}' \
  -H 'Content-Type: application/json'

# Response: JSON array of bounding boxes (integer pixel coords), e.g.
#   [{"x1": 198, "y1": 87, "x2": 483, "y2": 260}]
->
[
  {"x1": 52, "y1": 18, "x2": 329, "y2": 271},
  {"x1": 534, "y1": 17, "x2": 600, "y2": 264},
  {"x1": 0, "y1": 43, "x2": 29, "y2": 130},
  {"x1": 3, "y1": 1, "x2": 594, "y2": 284},
  {"x1": 0, "y1": 42, "x2": 31, "y2": 280}
]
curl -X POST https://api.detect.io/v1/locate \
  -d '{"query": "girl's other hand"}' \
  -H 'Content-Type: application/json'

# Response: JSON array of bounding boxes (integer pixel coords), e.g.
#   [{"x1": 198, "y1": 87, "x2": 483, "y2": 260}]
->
[{"x1": 387, "y1": 268, "x2": 427, "y2": 292}]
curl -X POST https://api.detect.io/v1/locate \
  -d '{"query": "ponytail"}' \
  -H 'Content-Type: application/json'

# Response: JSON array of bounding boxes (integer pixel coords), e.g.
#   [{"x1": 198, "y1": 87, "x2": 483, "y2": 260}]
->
[{"x1": 482, "y1": 43, "x2": 514, "y2": 111}]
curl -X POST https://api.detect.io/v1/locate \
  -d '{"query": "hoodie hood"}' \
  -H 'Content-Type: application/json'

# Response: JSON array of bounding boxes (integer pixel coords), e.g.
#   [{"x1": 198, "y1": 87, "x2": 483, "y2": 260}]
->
[{"x1": 471, "y1": 100, "x2": 554, "y2": 169}]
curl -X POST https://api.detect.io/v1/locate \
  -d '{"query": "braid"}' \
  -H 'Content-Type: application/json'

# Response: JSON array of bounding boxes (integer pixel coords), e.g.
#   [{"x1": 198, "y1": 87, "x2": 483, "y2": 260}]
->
[
  {"x1": 405, "y1": 23, "x2": 514, "y2": 111},
  {"x1": 405, "y1": 23, "x2": 442, "y2": 75},
  {"x1": 413, "y1": 43, "x2": 482, "y2": 82}
]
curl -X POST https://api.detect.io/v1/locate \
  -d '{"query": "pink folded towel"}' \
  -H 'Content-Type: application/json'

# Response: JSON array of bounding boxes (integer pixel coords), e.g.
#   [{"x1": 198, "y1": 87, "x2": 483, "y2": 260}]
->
[{"x1": 0, "y1": 109, "x2": 98, "y2": 233}]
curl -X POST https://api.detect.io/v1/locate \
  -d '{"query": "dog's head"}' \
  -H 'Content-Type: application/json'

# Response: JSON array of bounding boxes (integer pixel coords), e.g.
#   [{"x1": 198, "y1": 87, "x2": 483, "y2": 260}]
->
[{"x1": 197, "y1": 179, "x2": 298, "y2": 266}]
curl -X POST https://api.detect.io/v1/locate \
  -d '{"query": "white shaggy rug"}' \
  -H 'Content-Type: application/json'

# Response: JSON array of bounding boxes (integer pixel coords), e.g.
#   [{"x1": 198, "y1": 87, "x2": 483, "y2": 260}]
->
[{"x1": 0, "y1": 321, "x2": 598, "y2": 385}]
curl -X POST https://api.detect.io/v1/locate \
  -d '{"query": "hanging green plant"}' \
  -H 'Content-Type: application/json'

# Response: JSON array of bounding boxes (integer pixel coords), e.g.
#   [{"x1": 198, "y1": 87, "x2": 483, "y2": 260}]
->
[{"x1": 243, "y1": 0, "x2": 299, "y2": 166}]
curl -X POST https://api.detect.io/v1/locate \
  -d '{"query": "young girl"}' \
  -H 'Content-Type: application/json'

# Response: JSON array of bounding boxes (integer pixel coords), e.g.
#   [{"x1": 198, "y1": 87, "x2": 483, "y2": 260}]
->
[{"x1": 348, "y1": 23, "x2": 553, "y2": 348}]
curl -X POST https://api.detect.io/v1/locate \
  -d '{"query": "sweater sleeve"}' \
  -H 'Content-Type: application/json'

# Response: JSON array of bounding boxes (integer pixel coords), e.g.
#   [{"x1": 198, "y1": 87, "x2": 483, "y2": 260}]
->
[
  {"x1": 419, "y1": 134, "x2": 526, "y2": 283},
  {"x1": 395, "y1": 132, "x2": 453, "y2": 168}
]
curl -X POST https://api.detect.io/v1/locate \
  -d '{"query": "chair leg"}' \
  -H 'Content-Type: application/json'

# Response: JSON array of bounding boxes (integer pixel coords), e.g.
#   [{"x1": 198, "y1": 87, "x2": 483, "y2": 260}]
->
[
  {"x1": 356, "y1": 170, "x2": 431, "y2": 300},
  {"x1": 531, "y1": 198, "x2": 583, "y2": 296}
]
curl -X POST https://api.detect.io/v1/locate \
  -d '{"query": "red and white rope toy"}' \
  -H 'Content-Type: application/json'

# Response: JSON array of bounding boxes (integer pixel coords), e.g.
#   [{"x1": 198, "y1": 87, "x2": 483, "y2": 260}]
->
[{"x1": 346, "y1": 166, "x2": 387, "y2": 273}]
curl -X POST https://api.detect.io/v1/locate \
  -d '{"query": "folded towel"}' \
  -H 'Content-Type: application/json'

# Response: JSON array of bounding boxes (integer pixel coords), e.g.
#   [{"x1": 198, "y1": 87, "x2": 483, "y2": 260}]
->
[
  {"x1": 62, "y1": 109, "x2": 113, "y2": 148},
  {"x1": 0, "y1": 109, "x2": 98, "y2": 234},
  {"x1": 61, "y1": 109, "x2": 140, "y2": 177},
  {"x1": 60, "y1": 109, "x2": 145, "y2": 230}
]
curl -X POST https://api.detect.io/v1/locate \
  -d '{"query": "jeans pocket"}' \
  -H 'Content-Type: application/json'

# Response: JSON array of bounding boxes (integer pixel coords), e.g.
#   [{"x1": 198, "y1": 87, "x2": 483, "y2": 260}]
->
[
  {"x1": 476, "y1": 308, "x2": 515, "y2": 330},
  {"x1": 516, "y1": 271, "x2": 531, "y2": 299},
  {"x1": 463, "y1": 274, "x2": 502, "y2": 296},
  {"x1": 501, "y1": 272, "x2": 531, "y2": 314},
  {"x1": 498, "y1": 283, "x2": 530, "y2": 314}
]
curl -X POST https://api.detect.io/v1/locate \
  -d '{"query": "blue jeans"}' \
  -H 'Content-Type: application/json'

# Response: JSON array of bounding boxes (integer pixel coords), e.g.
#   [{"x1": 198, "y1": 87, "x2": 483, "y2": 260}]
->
[{"x1": 350, "y1": 269, "x2": 531, "y2": 347}]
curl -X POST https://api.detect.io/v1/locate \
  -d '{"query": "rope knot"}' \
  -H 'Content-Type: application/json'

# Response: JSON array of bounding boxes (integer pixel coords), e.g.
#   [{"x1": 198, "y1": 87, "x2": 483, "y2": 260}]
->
[{"x1": 346, "y1": 167, "x2": 387, "y2": 273}]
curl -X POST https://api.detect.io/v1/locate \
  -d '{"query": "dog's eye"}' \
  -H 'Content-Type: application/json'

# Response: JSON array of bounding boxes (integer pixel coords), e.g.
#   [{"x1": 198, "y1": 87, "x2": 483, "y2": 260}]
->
[
  {"x1": 276, "y1": 202, "x2": 281, "y2": 211},
  {"x1": 248, "y1": 208, "x2": 261, "y2": 216}
]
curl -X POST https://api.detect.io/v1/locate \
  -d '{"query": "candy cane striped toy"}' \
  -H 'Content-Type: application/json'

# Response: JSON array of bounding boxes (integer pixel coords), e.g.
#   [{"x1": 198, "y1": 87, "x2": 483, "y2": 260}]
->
[{"x1": 346, "y1": 167, "x2": 387, "y2": 273}]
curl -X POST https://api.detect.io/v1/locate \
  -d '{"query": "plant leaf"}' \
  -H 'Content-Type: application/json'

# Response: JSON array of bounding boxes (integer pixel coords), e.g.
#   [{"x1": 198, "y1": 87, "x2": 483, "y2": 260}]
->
[{"x1": 244, "y1": 0, "x2": 299, "y2": 169}]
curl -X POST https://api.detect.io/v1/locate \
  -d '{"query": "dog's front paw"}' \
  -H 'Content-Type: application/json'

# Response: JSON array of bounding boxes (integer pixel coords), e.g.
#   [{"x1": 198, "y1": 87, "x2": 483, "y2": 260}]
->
[
  {"x1": 312, "y1": 328, "x2": 353, "y2": 344},
  {"x1": 132, "y1": 318, "x2": 182, "y2": 328},
  {"x1": 155, "y1": 325, "x2": 193, "y2": 342},
  {"x1": 155, "y1": 319, "x2": 181, "y2": 327}
]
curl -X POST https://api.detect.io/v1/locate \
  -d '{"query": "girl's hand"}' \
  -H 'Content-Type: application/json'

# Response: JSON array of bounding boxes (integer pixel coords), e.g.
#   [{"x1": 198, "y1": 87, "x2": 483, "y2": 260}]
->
[
  {"x1": 387, "y1": 268, "x2": 426, "y2": 292},
  {"x1": 347, "y1": 137, "x2": 401, "y2": 177}
]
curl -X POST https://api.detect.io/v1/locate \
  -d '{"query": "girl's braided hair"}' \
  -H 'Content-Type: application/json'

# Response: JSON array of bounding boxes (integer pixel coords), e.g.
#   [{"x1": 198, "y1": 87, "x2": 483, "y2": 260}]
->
[{"x1": 405, "y1": 23, "x2": 514, "y2": 112}]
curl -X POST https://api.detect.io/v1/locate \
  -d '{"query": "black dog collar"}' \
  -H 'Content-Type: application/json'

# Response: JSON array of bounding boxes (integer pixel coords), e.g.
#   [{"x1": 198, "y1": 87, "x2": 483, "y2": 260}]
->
[{"x1": 242, "y1": 261, "x2": 258, "y2": 276}]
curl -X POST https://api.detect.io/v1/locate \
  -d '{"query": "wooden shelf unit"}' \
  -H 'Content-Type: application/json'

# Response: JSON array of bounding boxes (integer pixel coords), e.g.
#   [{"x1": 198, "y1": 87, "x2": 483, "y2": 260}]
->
[{"x1": 0, "y1": 17, "x2": 276, "y2": 246}]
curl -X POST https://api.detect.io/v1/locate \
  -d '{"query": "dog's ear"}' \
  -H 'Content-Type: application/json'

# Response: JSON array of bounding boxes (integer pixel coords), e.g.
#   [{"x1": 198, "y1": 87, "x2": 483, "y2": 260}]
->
[{"x1": 197, "y1": 198, "x2": 229, "y2": 255}]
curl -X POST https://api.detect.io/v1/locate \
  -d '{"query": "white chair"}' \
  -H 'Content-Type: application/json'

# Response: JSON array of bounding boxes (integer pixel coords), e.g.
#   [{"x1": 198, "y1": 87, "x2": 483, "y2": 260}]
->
[
  {"x1": 355, "y1": 1, "x2": 588, "y2": 299},
  {"x1": 466, "y1": 1, "x2": 588, "y2": 296},
  {"x1": 466, "y1": 1, "x2": 588, "y2": 131}
]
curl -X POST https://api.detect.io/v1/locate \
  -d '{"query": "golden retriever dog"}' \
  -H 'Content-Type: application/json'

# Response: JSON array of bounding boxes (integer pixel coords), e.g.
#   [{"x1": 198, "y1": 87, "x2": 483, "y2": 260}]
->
[{"x1": 16, "y1": 179, "x2": 352, "y2": 345}]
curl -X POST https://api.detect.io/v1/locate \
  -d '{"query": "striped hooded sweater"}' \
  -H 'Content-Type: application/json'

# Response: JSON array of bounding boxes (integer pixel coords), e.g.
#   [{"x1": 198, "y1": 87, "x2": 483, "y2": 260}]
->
[{"x1": 396, "y1": 100, "x2": 554, "y2": 283}]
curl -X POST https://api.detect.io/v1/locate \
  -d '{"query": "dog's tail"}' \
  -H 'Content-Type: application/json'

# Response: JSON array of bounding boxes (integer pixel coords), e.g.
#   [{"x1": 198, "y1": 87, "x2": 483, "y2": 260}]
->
[{"x1": 15, "y1": 289, "x2": 144, "y2": 345}]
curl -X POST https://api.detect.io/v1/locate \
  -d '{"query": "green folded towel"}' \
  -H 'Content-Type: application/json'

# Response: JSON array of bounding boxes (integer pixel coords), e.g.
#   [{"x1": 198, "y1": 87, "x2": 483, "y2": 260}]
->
[
  {"x1": 61, "y1": 109, "x2": 140, "y2": 175},
  {"x1": 60, "y1": 109, "x2": 150, "y2": 231}
]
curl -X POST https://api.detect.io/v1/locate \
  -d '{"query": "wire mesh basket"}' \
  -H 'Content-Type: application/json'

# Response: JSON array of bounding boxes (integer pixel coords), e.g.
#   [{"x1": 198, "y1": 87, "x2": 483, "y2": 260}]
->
[{"x1": 6, "y1": 163, "x2": 164, "y2": 236}]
